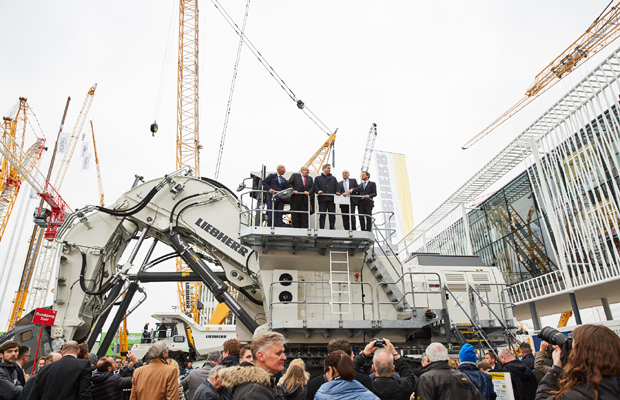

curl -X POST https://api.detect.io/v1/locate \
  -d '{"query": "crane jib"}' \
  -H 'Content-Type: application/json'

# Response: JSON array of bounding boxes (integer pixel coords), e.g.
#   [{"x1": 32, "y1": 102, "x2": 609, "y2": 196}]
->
[{"x1": 195, "y1": 218, "x2": 249, "y2": 257}]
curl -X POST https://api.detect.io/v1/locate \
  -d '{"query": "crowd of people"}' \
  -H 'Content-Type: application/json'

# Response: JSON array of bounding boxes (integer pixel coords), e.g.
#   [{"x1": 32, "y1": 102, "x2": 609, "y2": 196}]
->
[
  {"x1": 0, "y1": 324, "x2": 618, "y2": 400},
  {"x1": 262, "y1": 164, "x2": 377, "y2": 231}
]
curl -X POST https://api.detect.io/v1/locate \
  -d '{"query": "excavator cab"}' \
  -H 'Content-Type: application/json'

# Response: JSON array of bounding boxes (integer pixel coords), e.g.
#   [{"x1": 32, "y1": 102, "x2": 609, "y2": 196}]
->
[{"x1": 33, "y1": 207, "x2": 51, "y2": 228}]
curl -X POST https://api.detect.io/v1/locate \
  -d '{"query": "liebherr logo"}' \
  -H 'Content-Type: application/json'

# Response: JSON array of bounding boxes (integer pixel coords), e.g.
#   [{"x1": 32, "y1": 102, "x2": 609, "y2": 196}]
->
[{"x1": 195, "y1": 218, "x2": 249, "y2": 257}]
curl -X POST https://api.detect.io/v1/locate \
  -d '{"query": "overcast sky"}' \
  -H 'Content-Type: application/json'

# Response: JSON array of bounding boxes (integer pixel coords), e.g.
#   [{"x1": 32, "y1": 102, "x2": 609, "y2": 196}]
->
[{"x1": 0, "y1": 0, "x2": 616, "y2": 333}]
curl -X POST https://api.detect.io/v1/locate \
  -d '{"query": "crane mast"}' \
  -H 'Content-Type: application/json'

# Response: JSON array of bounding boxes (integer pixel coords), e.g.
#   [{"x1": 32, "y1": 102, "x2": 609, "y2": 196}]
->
[
  {"x1": 90, "y1": 121, "x2": 105, "y2": 207},
  {"x1": 177, "y1": 0, "x2": 203, "y2": 323}
]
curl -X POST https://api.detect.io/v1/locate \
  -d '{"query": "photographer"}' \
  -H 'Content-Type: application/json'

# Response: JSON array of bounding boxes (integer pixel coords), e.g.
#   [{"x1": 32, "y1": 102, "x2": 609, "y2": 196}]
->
[
  {"x1": 353, "y1": 339, "x2": 416, "y2": 400},
  {"x1": 536, "y1": 324, "x2": 620, "y2": 400}
]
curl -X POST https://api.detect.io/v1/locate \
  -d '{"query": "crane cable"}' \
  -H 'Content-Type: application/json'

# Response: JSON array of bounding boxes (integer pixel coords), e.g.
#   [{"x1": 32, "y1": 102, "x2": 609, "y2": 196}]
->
[
  {"x1": 214, "y1": 0, "x2": 251, "y2": 181},
  {"x1": 210, "y1": 0, "x2": 333, "y2": 136},
  {"x1": 153, "y1": 0, "x2": 178, "y2": 124}
]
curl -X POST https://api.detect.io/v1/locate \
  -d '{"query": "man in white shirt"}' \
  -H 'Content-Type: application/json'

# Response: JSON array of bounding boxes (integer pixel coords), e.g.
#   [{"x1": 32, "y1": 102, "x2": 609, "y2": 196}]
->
[{"x1": 337, "y1": 170, "x2": 358, "y2": 231}]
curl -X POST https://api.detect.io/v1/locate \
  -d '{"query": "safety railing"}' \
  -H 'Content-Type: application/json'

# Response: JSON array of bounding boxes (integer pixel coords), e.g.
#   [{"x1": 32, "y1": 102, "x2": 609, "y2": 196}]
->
[
  {"x1": 376, "y1": 272, "x2": 446, "y2": 317},
  {"x1": 507, "y1": 269, "x2": 566, "y2": 303},
  {"x1": 268, "y1": 280, "x2": 375, "y2": 322},
  {"x1": 468, "y1": 283, "x2": 516, "y2": 324},
  {"x1": 239, "y1": 189, "x2": 378, "y2": 232}
]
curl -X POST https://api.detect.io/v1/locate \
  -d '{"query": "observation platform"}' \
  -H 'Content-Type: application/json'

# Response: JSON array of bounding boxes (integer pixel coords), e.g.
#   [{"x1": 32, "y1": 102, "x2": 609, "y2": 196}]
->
[{"x1": 239, "y1": 226, "x2": 375, "y2": 255}]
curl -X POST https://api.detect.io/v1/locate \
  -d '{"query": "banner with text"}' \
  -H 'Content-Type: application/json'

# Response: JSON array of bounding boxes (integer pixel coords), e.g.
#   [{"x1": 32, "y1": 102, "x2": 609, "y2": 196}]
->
[{"x1": 373, "y1": 151, "x2": 414, "y2": 245}]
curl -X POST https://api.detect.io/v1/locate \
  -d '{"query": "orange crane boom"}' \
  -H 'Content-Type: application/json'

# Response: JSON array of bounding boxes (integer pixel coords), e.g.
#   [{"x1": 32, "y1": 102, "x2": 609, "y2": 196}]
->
[
  {"x1": 90, "y1": 121, "x2": 105, "y2": 207},
  {"x1": 462, "y1": 2, "x2": 620, "y2": 149}
]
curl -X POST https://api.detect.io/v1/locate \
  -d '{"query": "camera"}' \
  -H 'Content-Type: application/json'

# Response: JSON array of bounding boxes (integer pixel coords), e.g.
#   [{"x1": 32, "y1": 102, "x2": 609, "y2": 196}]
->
[
  {"x1": 374, "y1": 339, "x2": 385, "y2": 348},
  {"x1": 120, "y1": 351, "x2": 129, "y2": 357},
  {"x1": 538, "y1": 326, "x2": 573, "y2": 363}
]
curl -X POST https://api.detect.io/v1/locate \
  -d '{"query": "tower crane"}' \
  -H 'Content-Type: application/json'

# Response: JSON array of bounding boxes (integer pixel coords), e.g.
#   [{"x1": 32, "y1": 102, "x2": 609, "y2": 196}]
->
[
  {"x1": 176, "y1": 0, "x2": 204, "y2": 324},
  {"x1": 462, "y1": 2, "x2": 620, "y2": 149},
  {"x1": 0, "y1": 98, "x2": 46, "y2": 243},
  {"x1": 7, "y1": 86, "x2": 96, "y2": 330}
]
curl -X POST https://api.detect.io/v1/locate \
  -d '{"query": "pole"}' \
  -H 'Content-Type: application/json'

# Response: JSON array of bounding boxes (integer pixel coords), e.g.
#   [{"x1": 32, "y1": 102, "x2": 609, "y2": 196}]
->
[{"x1": 31, "y1": 324, "x2": 43, "y2": 375}]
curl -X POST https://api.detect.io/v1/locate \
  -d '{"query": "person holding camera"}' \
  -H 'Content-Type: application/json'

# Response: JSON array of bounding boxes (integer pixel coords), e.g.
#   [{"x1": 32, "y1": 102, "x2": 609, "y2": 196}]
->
[
  {"x1": 534, "y1": 342, "x2": 554, "y2": 383},
  {"x1": 498, "y1": 349, "x2": 537, "y2": 400},
  {"x1": 353, "y1": 339, "x2": 416, "y2": 400},
  {"x1": 535, "y1": 324, "x2": 620, "y2": 400}
]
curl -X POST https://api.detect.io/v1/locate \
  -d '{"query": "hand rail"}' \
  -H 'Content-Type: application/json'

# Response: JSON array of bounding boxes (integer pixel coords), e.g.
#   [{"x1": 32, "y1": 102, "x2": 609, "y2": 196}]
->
[
  {"x1": 443, "y1": 284, "x2": 497, "y2": 356},
  {"x1": 375, "y1": 271, "x2": 446, "y2": 316}
]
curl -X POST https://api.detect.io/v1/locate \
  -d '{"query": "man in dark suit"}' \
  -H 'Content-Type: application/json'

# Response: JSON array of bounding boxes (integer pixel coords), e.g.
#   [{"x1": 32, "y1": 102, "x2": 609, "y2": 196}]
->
[
  {"x1": 287, "y1": 166, "x2": 313, "y2": 228},
  {"x1": 261, "y1": 165, "x2": 287, "y2": 227},
  {"x1": 28, "y1": 340, "x2": 92, "y2": 400},
  {"x1": 313, "y1": 164, "x2": 339, "y2": 229},
  {"x1": 353, "y1": 171, "x2": 377, "y2": 232},
  {"x1": 336, "y1": 170, "x2": 358, "y2": 231}
]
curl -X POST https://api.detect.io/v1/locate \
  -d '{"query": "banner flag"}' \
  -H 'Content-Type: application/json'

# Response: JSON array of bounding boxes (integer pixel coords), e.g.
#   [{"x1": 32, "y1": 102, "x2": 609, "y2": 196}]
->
[
  {"x1": 373, "y1": 151, "x2": 414, "y2": 245},
  {"x1": 57, "y1": 132, "x2": 69, "y2": 154}
]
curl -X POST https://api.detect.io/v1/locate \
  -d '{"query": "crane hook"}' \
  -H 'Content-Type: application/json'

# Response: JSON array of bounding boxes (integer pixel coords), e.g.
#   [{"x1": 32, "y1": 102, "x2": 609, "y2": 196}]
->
[{"x1": 150, "y1": 121, "x2": 158, "y2": 137}]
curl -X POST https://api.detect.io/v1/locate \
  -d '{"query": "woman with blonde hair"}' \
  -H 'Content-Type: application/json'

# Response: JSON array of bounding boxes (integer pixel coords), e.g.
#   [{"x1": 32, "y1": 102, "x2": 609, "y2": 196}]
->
[
  {"x1": 536, "y1": 324, "x2": 620, "y2": 400},
  {"x1": 277, "y1": 358, "x2": 310, "y2": 400}
]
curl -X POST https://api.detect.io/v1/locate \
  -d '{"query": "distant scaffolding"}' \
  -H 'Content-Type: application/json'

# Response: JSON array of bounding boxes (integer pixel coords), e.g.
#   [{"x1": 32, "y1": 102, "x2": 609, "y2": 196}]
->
[{"x1": 399, "y1": 46, "x2": 620, "y2": 305}]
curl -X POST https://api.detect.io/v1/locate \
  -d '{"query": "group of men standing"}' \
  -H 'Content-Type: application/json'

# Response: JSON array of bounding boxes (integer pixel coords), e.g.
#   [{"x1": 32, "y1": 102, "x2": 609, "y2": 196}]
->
[{"x1": 262, "y1": 164, "x2": 377, "y2": 231}]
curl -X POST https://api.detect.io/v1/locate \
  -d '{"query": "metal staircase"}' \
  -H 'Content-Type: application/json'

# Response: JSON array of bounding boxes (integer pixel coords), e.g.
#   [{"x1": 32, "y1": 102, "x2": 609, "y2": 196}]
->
[
  {"x1": 364, "y1": 249, "x2": 410, "y2": 312},
  {"x1": 445, "y1": 284, "x2": 519, "y2": 355}
]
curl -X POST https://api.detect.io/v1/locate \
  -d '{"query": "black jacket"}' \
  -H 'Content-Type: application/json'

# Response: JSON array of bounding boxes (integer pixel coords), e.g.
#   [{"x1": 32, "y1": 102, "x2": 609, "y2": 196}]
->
[
  {"x1": 521, "y1": 354, "x2": 535, "y2": 372},
  {"x1": 500, "y1": 360, "x2": 537, "y2": 400},
  {"x1": 305, "y1": 371, "x2": 373, "y2": 400},
  {"x1": 313, "y1": 173, "x2": 338, "y2": 203},
  {"x1": 219, "y1": 365, "x2": 284, "y2": 400},
  {"x1": 27, "y1": 355, "x2": 92, "y2": 400},
  {"x1": 194, "y1": 379, "x2": 228, "y2": 400},
  {"x1": 221, "y1": 355, "x2": 240, "y2": 368},
  {"x1": 352, "y1": 181, "x2": 377, "y2": 203},
  {"x1": 338, "y1": 179, "x2": 359, "y2": 205},
  {"x1": 353, "y1": 353, "x2": 414, "y2": 400},
  {"x1": 277, "y1": 383, "x2": 306, "y2": 400},
  {"x1": 91, "y1": 370, "x2": 132, "y2": 400},
  {"x1": 535, "y1": 365, "x2": 620, "y2": 400},
  {"x1": 0, "y1": 362, "x2": 22, "y2": 400},
  {"x1": 415, "y1": 361, "x2": 484, "y2": 400}
]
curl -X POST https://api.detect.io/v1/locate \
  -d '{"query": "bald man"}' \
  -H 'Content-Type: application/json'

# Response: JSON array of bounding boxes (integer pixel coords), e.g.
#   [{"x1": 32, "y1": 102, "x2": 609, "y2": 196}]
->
[
  {"x1": 28, "y1": 341, "x2": 92, "y2": 400},
  {"x1": 262, "y1": 165, "x2": 288, "y2": 227}
]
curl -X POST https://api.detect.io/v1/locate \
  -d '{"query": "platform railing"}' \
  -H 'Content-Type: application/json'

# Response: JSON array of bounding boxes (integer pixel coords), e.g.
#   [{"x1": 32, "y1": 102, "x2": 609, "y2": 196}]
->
[
  {"x1": 376, "y1": 271, "x2": 446, "y2": 316},
  {"x1": 507, "y1": 269, "x2": 566, "y2": 303},
  {"x1": 268, "y1": 280, "x2": 375, "y2": 322},
  {"x1": 239, "y1": 189, "x2": 379, "y2": 232}
]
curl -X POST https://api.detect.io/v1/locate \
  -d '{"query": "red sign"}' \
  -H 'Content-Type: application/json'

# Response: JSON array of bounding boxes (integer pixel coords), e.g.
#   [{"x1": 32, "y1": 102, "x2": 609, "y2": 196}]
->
[{"x1": 32, "y1": 308, "x2": 57, "y2": 326}]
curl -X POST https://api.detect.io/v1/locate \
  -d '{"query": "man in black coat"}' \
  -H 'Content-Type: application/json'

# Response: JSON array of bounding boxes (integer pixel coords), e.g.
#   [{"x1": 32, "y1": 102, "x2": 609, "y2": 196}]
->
[
  {"x1": 313, "y1": 164, "x2": 339, "y2": 229},
  {"x1": 415, "y1": 343, "x2": 484, "y2": 400},
  {"x1": 91, "y1": 355, "x2": 134, "y2": 400},
  {"x1": 519, "y1": 342, "x2": 535, "y2": 372},
  {"x1": 27, "y1": 341, "x2": 92, "y2": 400},
  {"x1": 0, "y1": 340, "x2": 24, "y2": 400},
  {"x1": 305, "y1": 338, "x2": 373, "y2": 400},
  {"x1": 262, "y1": 165, "x2": 288, "y2": 227},
  {"x1": 287, "y1": 166, "x2": 313, "y2": 228},
  {"x1": 353, "y1": 339, "x2": 416, "y2": 400},
  {"x1": 498, "y1": 348, "x2": 537, "y2": 400},
  {"x1": 352, "y1": 171, "x2": 377, "y2": 232},
  {"x1": 336, "y1": 170, "x2": 358, "y2": 231}
]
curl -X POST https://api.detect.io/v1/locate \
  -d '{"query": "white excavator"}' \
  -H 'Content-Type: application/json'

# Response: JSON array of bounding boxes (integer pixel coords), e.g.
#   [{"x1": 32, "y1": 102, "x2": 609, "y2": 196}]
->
[{"x1": 7, "y1": 167, "x2": 519, "y2": 367}]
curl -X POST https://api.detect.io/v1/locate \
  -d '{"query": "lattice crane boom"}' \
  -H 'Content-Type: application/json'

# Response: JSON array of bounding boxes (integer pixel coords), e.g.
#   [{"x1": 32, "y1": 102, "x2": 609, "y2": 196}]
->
[
  {"x1": 304, "y1": 132, "x2": 336, "y2": 173},
  {"x1": 90, "y1": 121, "x2": 105, "y2": 207},
  {"x1": 360, "y1": 123, "x2": 377, "y2": 175},
  {"x1": 53, "y1": 84, "x2": 96, "y2": 190},
  {"x1": 462, "y1": 2, "x2": 620, "y2": 149}
]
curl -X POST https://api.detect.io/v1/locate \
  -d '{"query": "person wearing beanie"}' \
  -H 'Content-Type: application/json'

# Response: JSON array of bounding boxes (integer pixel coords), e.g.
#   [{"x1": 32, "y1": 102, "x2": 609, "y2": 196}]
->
[{"x1": 457, "y1": 345, "x2": 496, "y2": 400}]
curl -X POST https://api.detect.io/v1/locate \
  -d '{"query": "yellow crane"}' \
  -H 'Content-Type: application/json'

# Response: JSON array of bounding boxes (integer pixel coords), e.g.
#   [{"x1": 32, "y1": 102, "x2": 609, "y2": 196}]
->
[
  {"x1": 176, "y1": 0, "x2": 204, "y2": 324},
  {"x1": 462, "y1": 2, "x2": 620, "y2": 149},
  {"x1": 0, "y1": 98, "x2": 46, "y2": 243},
  {"x1": 90, "y1": 120, "x2": 104, "y2": 207}
]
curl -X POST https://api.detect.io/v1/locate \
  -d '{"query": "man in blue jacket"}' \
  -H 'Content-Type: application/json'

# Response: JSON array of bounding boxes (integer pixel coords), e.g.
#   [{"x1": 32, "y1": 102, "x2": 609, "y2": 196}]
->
[
  {"x1": 458, "y1": 344, "x2": 496, "y2": 400},
  {"x1": 262, "y1": 165, "x2": 287, "y2": 227}
]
